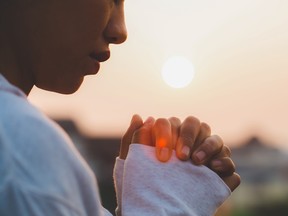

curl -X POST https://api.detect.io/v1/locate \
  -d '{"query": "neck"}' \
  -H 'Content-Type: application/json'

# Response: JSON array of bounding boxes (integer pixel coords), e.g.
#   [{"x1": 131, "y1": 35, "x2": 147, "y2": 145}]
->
[{"x1": 0, "y1": 13, "x2": 34, "y2": 95}]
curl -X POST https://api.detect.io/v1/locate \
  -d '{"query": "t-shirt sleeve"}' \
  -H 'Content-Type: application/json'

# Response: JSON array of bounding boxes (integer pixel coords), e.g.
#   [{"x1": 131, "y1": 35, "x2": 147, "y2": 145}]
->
[{"x1": 114, "y1": 144, "x2": 231, "y2": 216}]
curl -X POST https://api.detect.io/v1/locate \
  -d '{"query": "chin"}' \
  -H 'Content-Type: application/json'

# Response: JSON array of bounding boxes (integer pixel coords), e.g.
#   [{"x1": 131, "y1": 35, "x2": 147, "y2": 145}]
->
[
  {"x1": 36, "y1": 78, "x2": 84, "y2": 95},
  {"x1": 54, "y1": 86, "x2": 81, "y2": 95}
]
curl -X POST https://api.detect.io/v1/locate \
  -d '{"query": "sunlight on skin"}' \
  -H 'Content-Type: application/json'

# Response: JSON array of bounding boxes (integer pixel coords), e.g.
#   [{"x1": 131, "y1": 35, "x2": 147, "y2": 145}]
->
[
  {"x1": 157, "y1": 138, "x2": 168, "y2": 148},
  {"x1": 156, "y1": 137, "x2": 173, "y2": 162}
]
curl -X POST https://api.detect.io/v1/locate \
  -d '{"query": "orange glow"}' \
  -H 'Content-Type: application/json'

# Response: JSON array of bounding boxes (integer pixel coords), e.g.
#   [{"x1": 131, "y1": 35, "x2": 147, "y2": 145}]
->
[
  {"x1": 156, "y1": 137, "x2": 172, "y2": 162},
  {"x1": 158, "y1": 138, "x2": 168, "y2": 148}
]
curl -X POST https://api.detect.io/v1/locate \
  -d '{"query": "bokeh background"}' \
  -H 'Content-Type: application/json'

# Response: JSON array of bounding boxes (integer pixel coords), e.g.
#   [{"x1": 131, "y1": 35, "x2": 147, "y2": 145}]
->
[{"x1": 28, "y1": 1, "x2": 288, "y2": 215}]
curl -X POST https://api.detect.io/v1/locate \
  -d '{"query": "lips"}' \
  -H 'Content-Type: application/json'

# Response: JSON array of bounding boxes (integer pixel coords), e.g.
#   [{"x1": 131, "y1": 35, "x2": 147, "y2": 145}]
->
[
  {"x1": 86, "y1": 51, "x2": 110, "y2": 75},
  {"x1": 89, "y1": 51, "x2": 110, "y2": 62}
]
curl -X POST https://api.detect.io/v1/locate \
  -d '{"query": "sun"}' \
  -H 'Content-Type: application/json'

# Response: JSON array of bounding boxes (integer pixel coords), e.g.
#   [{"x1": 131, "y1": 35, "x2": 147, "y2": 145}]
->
[{"x1": 161, "y1": 56, "x2": 195, "y2": 88}]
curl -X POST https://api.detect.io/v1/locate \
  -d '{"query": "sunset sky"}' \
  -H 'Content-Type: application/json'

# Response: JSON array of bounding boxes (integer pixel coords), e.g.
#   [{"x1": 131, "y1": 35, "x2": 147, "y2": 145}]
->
[{"x1": 29, "y1": 0, "x2": 288, "y2": 150}]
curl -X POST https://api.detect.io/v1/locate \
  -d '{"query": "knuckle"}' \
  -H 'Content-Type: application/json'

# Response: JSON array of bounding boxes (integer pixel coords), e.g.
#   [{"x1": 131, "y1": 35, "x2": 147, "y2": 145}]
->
[
  {"x1": 133, "y1": 126, "x2": 148, "y2": 139},
  {"x1": 154, "y1": 118, "x2": 169, "y2": 127},
  {"x1": 184, "y1": 116, "x2": 201, "y2": 126},
  {"x1": 179, "y1": 134, "x2": 194, "y2": 145},
  {"x1": 200, "y1": 122, "x2": 211, "y2": 134},
  {"x1": 223, "y1": 145, "x2": 232, "y2": 157},
  {"x1": 179, "y1": 130, "x2": 194, "y2": 142},
  {"x1": 169, "y1": 117, "x2": 181, "y2": 125},
  {"x1": 227, "y1": 160, "x2": 236, "y2": 173},
  {"x1": 180, "y1": 116, "x2": 201, "y2": 141},
  {"x1": 203, "y1": 137, "x2": 221, "y2": 153},
  {"x1": 220, "y1": 158, "x2": 236, "y2": 176},
  {"x1": 213, "y1": 135, "x2": 224, "y2": 146},
  {"x1": 153, "y1": 119, "x2": 171, "y2": 135}
]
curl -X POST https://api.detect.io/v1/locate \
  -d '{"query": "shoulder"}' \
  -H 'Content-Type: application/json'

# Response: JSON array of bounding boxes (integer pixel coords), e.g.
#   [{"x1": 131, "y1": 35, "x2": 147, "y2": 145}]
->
[
  {"x1": 0, "y1": 90, "x2": 69, "y2": 147},
  {"x1": 0, "y1": 93, "x2": 91, "y2": 192},
  {"x1": 0, "y1": 88, "x2": 102, "y2": 214}
]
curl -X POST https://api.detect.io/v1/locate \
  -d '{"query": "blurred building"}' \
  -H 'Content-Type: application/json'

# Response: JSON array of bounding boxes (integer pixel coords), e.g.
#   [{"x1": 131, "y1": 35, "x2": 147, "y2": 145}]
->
[{"x1": 229, "y1": 137, "x2": 288, "y2": 215}]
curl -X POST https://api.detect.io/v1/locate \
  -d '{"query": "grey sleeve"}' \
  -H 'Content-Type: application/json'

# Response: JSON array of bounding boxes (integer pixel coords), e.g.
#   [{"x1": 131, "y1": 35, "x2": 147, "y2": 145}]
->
[
  {"x1": 114, "y1": 144, "x2": 231, "y2": 216},
  {"x1": 113, "y1": 157, "x2": 125, "y2": 216}
]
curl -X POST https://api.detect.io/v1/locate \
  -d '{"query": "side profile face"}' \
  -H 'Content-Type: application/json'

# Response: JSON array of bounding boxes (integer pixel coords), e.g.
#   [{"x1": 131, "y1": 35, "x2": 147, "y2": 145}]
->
[{"x1": 0, "y1": 0, "x2": 127, "y2": 94}]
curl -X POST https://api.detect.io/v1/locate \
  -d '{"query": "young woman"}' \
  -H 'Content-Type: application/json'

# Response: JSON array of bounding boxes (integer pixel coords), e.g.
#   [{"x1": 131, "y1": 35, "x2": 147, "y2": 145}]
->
[{"x1": 0, "y1": 0, "x2": 240, "y2": 215}]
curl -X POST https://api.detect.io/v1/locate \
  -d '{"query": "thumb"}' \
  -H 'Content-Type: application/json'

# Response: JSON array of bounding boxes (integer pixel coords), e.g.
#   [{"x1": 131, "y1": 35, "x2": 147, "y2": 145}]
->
[{"x1": 120, "y1": 114, "x2": 143, "y2": 159}]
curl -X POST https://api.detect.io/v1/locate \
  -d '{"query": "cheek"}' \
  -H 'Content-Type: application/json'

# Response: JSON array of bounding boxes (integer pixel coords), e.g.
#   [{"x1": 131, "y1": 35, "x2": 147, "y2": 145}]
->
[
  {"x1": 29, "y1": 0, "x2": 112, "y2": 92},
  {"x1": 69, "y1": 0, "x2": 112, "y2": 41},
  {"x1": 36, "y1": 0, "x2": 112, "y2": 50},
  {"x1": 33, "y1": 52, "x2": 82, "y2": 88}
]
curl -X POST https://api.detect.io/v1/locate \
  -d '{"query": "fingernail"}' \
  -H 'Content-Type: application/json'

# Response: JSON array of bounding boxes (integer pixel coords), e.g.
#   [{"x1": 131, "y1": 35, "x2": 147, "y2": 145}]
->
[
  {"x1": 181, "y1": 145, "x2": 190, "y2": 158},
  {"x1": 211, "y1": 160, "x2": 222, "y2": 168},
  {"x1": 159, "y1": 148, "x2": 170, "y2": 162},
  {"x1": 194, "y1": 151, "x2": 206, "y2": 163}
]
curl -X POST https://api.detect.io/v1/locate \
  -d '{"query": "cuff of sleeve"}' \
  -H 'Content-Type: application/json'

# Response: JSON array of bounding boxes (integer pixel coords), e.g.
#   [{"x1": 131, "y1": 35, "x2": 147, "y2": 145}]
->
[
  {"x1": 123, "y1": 144, "x2": 231, "y2": 215},
  {"x1": 113, "y1": 157, "x2": 125, "y2": 216}
]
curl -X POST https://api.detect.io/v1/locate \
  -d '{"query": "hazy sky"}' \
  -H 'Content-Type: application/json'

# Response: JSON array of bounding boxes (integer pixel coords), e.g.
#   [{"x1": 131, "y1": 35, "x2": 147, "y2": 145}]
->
[{"x1": 29, "y1": 0, "x2": 288, "y2": 150}]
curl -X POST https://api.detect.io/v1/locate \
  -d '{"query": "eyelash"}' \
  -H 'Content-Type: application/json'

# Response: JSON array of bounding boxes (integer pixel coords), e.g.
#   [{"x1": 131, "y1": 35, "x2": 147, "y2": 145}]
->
[
  {"x1": 108, "y1": 0, "x2": 121, "y2": 7},
  {"x1": 113, "y1": 0, "x2": 121, "y2": 5}
]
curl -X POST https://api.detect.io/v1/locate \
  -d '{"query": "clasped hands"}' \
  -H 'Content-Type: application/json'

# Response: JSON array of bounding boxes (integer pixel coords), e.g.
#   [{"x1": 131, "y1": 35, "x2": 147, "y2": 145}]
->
[{"x1": 120, "y1": 115, "x2": 240, "y2": 192}]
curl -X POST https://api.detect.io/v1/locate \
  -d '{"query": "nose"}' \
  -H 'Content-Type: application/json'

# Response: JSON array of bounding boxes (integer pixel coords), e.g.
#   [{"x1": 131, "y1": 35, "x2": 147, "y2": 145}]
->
[{"x1": 104, "y1": 5, "x2": 127, "y2": 45}]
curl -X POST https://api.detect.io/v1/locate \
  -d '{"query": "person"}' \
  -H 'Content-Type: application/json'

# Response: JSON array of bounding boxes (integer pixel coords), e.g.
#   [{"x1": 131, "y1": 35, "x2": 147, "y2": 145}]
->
[{"x1": 0, "y1": 0, "x2": 240, "y2": 216}]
